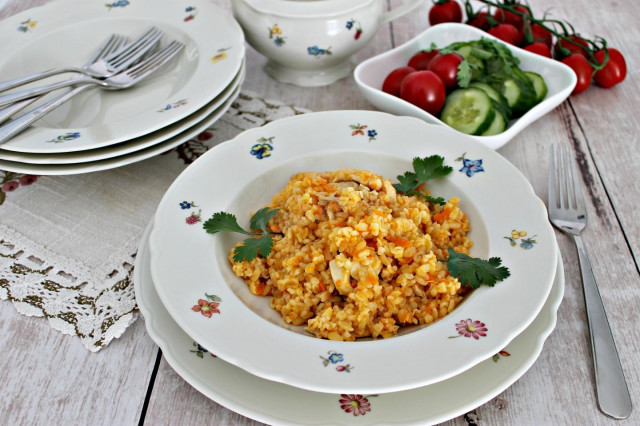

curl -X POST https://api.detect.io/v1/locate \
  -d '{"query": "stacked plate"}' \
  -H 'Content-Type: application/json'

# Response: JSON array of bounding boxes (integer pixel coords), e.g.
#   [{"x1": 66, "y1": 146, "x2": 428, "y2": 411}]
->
[
  {"x1": 135, "y1": 110, "x2": 565, "y2": 424},
  {"x1": 0, "y1": 0, "x2": 245, "y2": 175}
]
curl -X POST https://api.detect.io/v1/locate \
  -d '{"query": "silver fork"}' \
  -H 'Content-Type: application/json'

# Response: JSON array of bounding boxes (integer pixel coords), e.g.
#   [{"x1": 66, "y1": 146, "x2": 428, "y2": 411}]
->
[
  {"x1": 548, "y1": 144, "x2": 632, "y2": 419},
  {"x1": 0, "y1": 41, "x2": 184, "y2": 146},
  {"x1": 0, "y1": 34, "x2": 129, "y2": 125},
  {"x1": 0, "y1": 27, "x2": 163, "y2": 107}
]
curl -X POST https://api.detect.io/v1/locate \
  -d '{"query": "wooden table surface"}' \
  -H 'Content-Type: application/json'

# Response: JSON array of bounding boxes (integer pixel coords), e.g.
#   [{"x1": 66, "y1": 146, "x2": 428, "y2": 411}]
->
[{"x1": 1, "y1": 0, "x2": 638, "y2": 424}]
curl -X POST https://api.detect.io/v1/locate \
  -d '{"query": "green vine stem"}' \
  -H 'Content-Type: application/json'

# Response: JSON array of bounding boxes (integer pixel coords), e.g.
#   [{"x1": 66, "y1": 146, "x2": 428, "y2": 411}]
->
[{"x1": 463, "y1": 0, "x2": 609, "y2": 71}]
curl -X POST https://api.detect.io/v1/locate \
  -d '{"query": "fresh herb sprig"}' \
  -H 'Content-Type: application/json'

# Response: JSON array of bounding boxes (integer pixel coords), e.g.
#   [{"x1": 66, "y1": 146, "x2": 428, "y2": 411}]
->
[
  {"x1": 446, "y1": 248, "x2": 510, "y2": 288},
  {"x1": 393, "y1": 155, "x2": 453, "y2": 205},
  {"x1": 203, "y1": 207, "x2": 280, "y2": 262}
]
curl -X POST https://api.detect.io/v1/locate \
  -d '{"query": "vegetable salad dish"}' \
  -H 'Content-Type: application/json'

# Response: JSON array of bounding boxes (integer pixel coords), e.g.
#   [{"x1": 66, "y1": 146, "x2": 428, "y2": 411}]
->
[{"x1": 204, "y1": 157, "x2": 509, "y2": 341}]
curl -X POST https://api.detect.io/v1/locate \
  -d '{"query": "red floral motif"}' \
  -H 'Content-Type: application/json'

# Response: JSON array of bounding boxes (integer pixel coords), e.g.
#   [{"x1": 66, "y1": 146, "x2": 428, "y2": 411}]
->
[
  {"x1": 453, "y1": 318, "x2": 488, "y2": 340},
  {"x1": 191, "y1": 293, "x2": 222, "y2": 318},
  {"x1": 339, "y1": 394, "x2": 376, "y2": 416},
  {"x1": 349, "y1": 123, "x2": 367, "y2": 136},
  {"x1": 2, "y1": 181, "x2": 19, "y2": 192}
]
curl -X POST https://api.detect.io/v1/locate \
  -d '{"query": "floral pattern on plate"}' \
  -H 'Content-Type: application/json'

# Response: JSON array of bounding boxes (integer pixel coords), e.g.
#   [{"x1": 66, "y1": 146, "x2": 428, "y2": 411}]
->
[
  {"x1": 492, "y1": 350, "x2": 511, "y2": 362},
  {"x1": 158, "y1": 99, "x2": 188, "y2": 112},
  {"x1": 505, "y1": 230, "x2": 537, "y2": 249},
  {"x1": 456, "y1": 153, "x2": 485, "y2": 177},
  {"x1": 17, "y1": 19, "x2": 37, "y2": 33},
  {"x1": 210, "y1": 47, "x2": 231, "y2": 63},
  {"x1": 307, "y1": 45, "x2": 332, "y2": 56},
  {"x1": 105, "y1": 0, "x2": 129, "y2": 10},
  {"x1": 184, "y1": 6, "x2": 197, "y2": 22},
  {"x1": 345, "y1": 19, "x2": 363, "y2": 40},
  {"x1": 320, "y1": 350, "x2": 354, "y2": 373},
  {"x1": 250, "y1": 136, "x2": 275, "y2": 159},
  {"x1": 339, "y1": 394, "x2": 377, "y2": 416},
  {"x1": 45, "y1": 132, "x2": 81, "y2": 144},
  {"x1": 190, "y1": 342, "x2": 217, "y2": 358},
  {"x1": 191, "y1": 293, "x2": 221, "y2": 318},
  {"x1": 450, "y1": 318, "x2": 488, "y2": 340},
  {"x1": 350, "y1": 123, "x2": 377, "y2": 141}
]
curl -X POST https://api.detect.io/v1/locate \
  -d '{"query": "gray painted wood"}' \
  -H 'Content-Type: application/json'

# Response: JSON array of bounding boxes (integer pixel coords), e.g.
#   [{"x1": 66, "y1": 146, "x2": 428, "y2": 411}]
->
[{"x1": 2, "y1": 0, "x2": 639, "y2": 425}]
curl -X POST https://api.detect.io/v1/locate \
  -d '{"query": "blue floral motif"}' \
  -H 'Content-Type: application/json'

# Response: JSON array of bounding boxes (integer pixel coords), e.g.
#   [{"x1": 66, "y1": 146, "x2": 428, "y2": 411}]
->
[
  {"x1": 328, "y1": 352, "x2": 344, "y2": 364},
  {"x1": 250, "y1": 137, "x2": 275, "y2": 160},
  {"x1": 185, "y1": 6, "x2": 195, "y2": 12},
  {"x1": 346, "y1": 20, "x2": 354, "y2": 30},
  {"x1": 180, "y1": 201, "x2": 196, "y2": 209},
  {"x1": 307, "y1": 45, "x2": 332, "y2": 56},
  {"x1": 105, "y1": 0, "x2": 129, "y2": 9},
  {"x1": 274, "y1": 37, "x2": 285, "y2": 46},
  {"x1": 367, "y1": 129, "x2": 377, "y2": 141},
  {"x1": 458, "y1": 157, "x2": 484, "y2": 177},
  {"x1": 46, "y1": 132, "x2": 81, "y2": 144},
  {"x1": 504, "y1": 230, "x2": 537, "y2": 250}
]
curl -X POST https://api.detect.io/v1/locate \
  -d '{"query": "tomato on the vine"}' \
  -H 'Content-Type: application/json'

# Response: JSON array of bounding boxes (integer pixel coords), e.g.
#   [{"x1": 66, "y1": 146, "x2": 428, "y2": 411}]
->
[
  {"x1": 554, "y1": 35, "x2": 590, "y2": 59},
  {"x1": 593, "y1": 48, "x2": 627, "y2": 88},
  {"x1": 488, "y1": 23, "x2": 524, "y2": 46},
  {"x1": 407, "y1": 49, "x2": 440, "y2": 70},
  {"x1": 382, "y1": 66, "x2": 416, "y2": 97},
  {"x1": 494, "y1": 4, "x2": 530, "y2": 29},
  {"x1": 427, "y1": 52, "x2": 464, "y2": 89},
  {"x1": 400, "y1": 70, "x2": 446, "y2": 115},
  {"x1": 524, "y1": 42, "x2": 552, "y2": 58},
  {"x1": 561, "y1": 53, "x2": 593, "y2": 94},
  {"x1": 528, "y1": 24, "x2": 553, "y2": 47},
  {"x1": 468, "y1": 11, "x2": 492, "y2": 31},
  {"x1": 429, "y1": 0, "x2": 463, "y2": 26}
]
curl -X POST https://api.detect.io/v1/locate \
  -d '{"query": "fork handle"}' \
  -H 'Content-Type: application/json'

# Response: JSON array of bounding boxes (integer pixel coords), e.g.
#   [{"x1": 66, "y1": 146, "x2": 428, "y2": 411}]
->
[
  {"x1": 574, "y1": 234, "x2": 632, "y2": 419},
  {"x1": 0, "y1": 85, "x2": 93, "y2": 146},
  {"x1": 0, "y1": 75, "x2": 98, "y2": 108},
  {"x1": 0, "y1": 66, "x2": 88, "y2": 93}
]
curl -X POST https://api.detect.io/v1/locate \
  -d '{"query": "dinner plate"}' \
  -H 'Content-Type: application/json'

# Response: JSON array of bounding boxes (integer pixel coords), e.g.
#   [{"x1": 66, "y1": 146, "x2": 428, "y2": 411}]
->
[
  {"x1": 353, "y1": 23, "x2": 576, "y2": 150},
  {"x1": 0, "y1": 62, "x2": 245, "y2": 165},
  {"x1": 0, "y1": 0, "x2": 244, "y2": 153},
  {"x1": 0, "y1": 81, "x2": 241, "y2": 175},
  {"x1": 149, "y1": 110, "x2": 558, "y2": 394},
  {"x1": 136, "y1": 218, "x2": 565, "y2": 426}
]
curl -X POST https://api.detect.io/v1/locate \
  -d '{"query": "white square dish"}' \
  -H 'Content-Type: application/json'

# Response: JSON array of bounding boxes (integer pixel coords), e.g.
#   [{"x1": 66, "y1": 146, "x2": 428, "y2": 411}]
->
[{"x1": 354, "y1": 23, "x2": 577, "y2": 150}]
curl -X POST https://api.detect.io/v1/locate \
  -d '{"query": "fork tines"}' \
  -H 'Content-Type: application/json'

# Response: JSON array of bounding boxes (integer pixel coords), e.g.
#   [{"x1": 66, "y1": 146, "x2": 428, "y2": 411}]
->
[
  {"x1": 549, "y1": 144, "x2": 586, "y2": 214},
  {"x1": 125, "y1": 41, "x2": 184, "y2": 78},
  {"x1": 107, "y1": 27, "x2": 163, "y2": 68}
]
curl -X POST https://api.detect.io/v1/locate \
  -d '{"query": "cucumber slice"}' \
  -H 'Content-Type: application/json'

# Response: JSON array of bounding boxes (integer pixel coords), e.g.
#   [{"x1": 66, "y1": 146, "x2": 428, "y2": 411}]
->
[
  {"x1": 480, "y1": 104, "x2": 507, "y2": 136},
  {"x1": 453, "y1": 45, "x2": 485, "y2": 79},
  {"x1": 500, "y1": 74, "x2": 536, "y2": 117},
  {"x1": 469, "y1": 82, "x2": 512, "y2": 118},
  {"x1": 525, "y1": 71, "x2": 548, "y2": 103},
  {"x1": 441, "y1": 88, "x2": 496, "y2": 135}
]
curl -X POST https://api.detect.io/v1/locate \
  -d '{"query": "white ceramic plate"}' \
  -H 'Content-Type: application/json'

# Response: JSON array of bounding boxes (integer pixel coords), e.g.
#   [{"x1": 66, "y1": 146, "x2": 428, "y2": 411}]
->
[
  {"x1": 0, "y1": 81, "x2": 241, "y2": 175},
  {"x1": 0, "y1": 0, "x2": 244, "y2": 153},
  {"x1": 353, "y1": 23, "x2": 576, "y2": 150},
  {"x1": 136, "y1": 219, "x2": 565, "y2": 426},
  {"x1": 0, "y1": 62, "x2": 245, "y2": 165},
  {"x1": 149, "y1": 110, "x2": 558, "y2": 394}
]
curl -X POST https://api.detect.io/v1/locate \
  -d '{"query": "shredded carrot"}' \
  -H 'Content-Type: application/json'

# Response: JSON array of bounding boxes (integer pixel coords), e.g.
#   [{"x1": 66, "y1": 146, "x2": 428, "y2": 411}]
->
[
  {"x1": 366, "y1": 274, "x2": 378, "y2": 285},
  {"x1": 256, "y1": 282, "x2": 266, "y2": 295},
  {"x1": 270, "y1": 224, "x2": 281, "y2": 233},
  {"x1": 389, "y1": 236, "x2": 412, "y2": 248},
  {"x1": 318, "y1": 282, "x2": 326, "y2": 292},
  {"x1": 433, "y1": 207, "x2": 451, "y2": 224}
]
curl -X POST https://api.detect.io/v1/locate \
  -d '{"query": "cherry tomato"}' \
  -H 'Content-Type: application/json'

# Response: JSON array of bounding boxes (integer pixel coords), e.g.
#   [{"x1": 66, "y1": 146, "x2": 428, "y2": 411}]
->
[
  {"x1": 407, "y1": 49, "x2": 440, "y2": 70},
  {"x1": 429, "y1": 0, "x2": 463, "y2": 26},
  {"x1": 554, "y1": 35, "x2": 590, "y2": 59},
  {"x1": 382, "y1": 66, "x2": 417, "y2": 97},
  {"x1": 493, "y1": 5, "x2": 530, "y2": 29},
  {"x1": 561, "y1": 53, "x2": 593, "y2": 94},
  {"x1": 427, "y1": 52, "x2": 464, "y2": 89},
  {"x1": 524, "y1": 41, "x2": 552, "y2": 58},
  {"x1": 488, "y1": 23, "x2": 524, "y2": 46},
  {"x1": 528, "y1": 23, "x2": 552, "y2": 47},
  {"x1": 400, "y1": 70, "x2": 446, "y2": 115},
  {"x1": 468, "y1": 11, "x2": 492, "y2": 31},
  {"x1": 593, "y1": 48, "x2": 627, "y2": 88}
]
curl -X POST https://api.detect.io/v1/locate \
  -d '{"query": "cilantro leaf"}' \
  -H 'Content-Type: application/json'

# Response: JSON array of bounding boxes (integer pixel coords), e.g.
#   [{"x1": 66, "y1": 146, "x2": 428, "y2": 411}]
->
[
  {"x1": 249, "y1": 207, "x2": 279, "y2": 233},
  {"x1": 392, "y1": 171, "x2": 419, "y2": 194},
  {"x1": 457, "y1": 60, "x2": 472, "y2": 88},
  {"x1": 203, "y1": 212, "x2": 253, "y2": 235},
  {"x1": 446, "y1": 248, "x2": 510, "y2": 289},
  {"x1": 421, "y1": 194, "x2": 446, "y2": 205},
  {"x1": 413, "y1": 155, "x2": 453, "y2": 182},
  {"x1": 232, "y1": 235, "x2": 274, "y2": 262}
]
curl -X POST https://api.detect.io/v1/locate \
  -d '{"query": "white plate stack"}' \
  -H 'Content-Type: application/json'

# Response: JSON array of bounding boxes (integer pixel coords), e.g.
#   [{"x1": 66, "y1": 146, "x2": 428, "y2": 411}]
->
[{"x1": 0, "y1": 0, "x2": 245, "y2": 175}]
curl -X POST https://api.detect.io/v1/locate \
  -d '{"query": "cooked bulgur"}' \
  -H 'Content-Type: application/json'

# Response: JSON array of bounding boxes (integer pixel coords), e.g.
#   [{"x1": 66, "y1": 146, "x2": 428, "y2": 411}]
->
[{"x1": 229, "y1": 168, "x2": 473, "y2": 341}]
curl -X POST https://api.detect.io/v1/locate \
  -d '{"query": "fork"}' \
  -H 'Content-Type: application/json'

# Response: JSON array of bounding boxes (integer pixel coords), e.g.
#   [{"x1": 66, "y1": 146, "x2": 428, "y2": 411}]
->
[
  {"x1": 0, "y1": 27, "x2": 163, "y2": 107},
  {"x1": 548, "y1": 144, "x2": 632, "y2": 419},
  {"x1": 0, "y1": 34, "x2": 129, "y2": 125},
  {"x1": 0, "y1": 41, "x2": 184, "y2": 146}
]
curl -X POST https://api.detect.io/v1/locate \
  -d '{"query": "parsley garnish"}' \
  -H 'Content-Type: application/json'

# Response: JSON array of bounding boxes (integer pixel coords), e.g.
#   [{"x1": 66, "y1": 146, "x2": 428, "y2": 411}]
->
[
  {"x1": 393, "y1": 155, "x2": 453, "y2": 205},
  {"x1": 446, "y1": 248, "x2": 510, "y2": 289},
  {"x1": 203, "y1": 207, "x2": 280, "y2": 262}
]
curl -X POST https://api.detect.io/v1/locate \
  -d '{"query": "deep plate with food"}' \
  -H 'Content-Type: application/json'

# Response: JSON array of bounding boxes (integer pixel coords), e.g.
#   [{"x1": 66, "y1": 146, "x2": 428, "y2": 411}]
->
[
  {"x1": 149, "y1": 110, "x2": 558, "y2": 394},
  {"x1": 354, "y1": 23, "x2": 576, "y2": 150}
]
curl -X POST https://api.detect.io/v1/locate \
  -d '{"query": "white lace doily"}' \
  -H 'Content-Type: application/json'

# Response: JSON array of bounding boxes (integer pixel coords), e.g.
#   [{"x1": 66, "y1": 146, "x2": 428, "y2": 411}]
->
[{"x1": 0, "y1": 91, "x2": 309, "y2": 351}]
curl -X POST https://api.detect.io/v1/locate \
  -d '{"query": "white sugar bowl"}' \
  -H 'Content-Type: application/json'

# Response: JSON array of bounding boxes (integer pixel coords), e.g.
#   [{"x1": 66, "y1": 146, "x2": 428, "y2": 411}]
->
[{"x1": 231, "y1": 0, "x2": 424, "y2": 87}]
